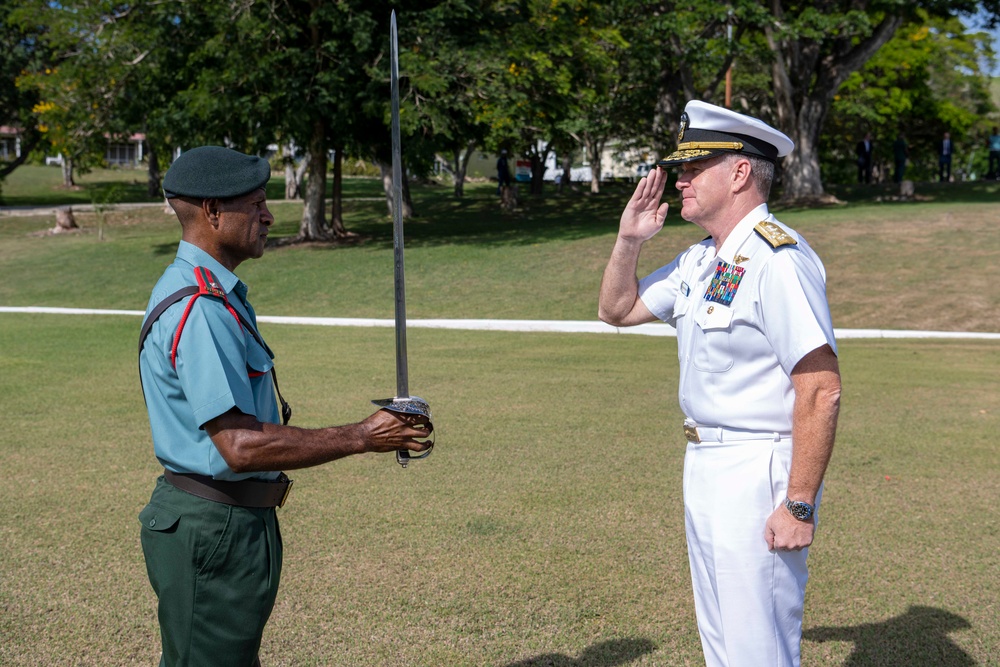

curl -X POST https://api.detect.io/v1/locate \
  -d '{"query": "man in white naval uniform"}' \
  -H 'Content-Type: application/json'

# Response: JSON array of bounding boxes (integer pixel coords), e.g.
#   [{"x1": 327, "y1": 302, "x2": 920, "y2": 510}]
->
[{"x1": 599, "y1": 100, "x2": 841, "y2": 667}]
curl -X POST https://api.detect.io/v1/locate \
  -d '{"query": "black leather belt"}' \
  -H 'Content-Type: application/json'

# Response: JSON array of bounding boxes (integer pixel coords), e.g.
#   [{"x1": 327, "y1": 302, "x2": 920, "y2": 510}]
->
[{"x1": 164, "y1": 470, "x2": 293, "y2": 508}]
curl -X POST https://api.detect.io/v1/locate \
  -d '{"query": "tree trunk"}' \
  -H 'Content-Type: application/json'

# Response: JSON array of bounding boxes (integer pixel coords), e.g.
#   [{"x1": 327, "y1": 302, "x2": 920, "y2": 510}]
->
[
  {"x1": 777, "y1": 99, "x2": 827, "y2": 199},
  {"x1": 529, "y1": 151, "x2": 546, "y2": 195},
  {"x1": 560, "y1": 153, "x2": 572, "y2": 193},
  {"x1": 451, "y1": 140, "x2": 475, "y2": 198},
  {"x1": 53, "y1": 206, "x2": 78, "y2": 233},
  {"x1": 298, "y1": 121, "x2": 332, "y2": 240},
  {"x1": 61, "y1": 156, "x2": 75, "y2": 188},
  {"x1": 284, "y1": 160, "x2": 299, "y2": 199},
  {"x1": 379, "y1": 159, "x2": 414, "y2": 219},
  {"x1": 283, "y1": 142, "x2": 304, "y2": 200},
  {"x1": 766, "y1": 10, "x2": 903, "y2": 202},
  {"x1": 146, "y1": 143, "x2": 161, "y2": 199},
  {"x1": 499, "y1": 185, "x2": 517, "y2": 212},
  {"x1": 451, "y1": 148, "x2": 464, "y2": 198},
  {"x1": 587, "y1": 138, "x2": 603, "y2": 194},
  {"x1": 295, "y1": 158, "x2": 308, "y2": 187},
  {"x1": 401, "y1": 163, "x2": 414, "y2": 217},
  {"x1": 330, "y1": 146, "x2": 347, "y2": 236}
]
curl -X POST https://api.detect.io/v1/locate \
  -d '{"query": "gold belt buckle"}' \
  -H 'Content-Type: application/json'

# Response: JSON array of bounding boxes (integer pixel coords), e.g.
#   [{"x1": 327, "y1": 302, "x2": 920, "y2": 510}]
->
[
  {"x1": 683, "y1": 423, "x2": 701, "y2": 444},
  {"x1": 278, "y1": 478, "x2": 294, "y2": 508}
]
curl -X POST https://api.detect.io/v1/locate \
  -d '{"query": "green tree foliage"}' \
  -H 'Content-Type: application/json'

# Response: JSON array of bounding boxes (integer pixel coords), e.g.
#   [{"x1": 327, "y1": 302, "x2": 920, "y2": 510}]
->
[
  {"x1": 616, "y1": 0, "x2": 766, "y2": 151},
  {"x1": 394, "y1": 3, "x2": 507, "y2": 197},
  {"x1": 9, "y1": 1, "x2": 118, "y2": 186},
  {"x1": 200, "y1": 1, "x2": 458, "y2": 238},
  {"x1": 9, "y1": 0, "x2": 246, "y2": 193},
  {"x1": 481, "y1": 0, "x2": 627, "y2": 194},
  {"x1": 822, "y1": 15, "x2": 997, "y2": 184},
  {"x1": 5, "y1": 0, "x2": 999, "y2": 213},
  {"x1": 549, "y1": 2, "x2": 628, "y2": 193},
  {"x1": 0, "y1": 0, "x2": 51, "y2": 184},
  {"x1": 746, "y1": 0, "x2": 1000, "y2": 201}
]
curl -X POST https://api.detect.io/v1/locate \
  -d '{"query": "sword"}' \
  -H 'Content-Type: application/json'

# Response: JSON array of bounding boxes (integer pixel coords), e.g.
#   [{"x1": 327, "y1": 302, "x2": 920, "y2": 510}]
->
[{"x1": 372, "y1": 10, "x2": 433, "y2": 468}]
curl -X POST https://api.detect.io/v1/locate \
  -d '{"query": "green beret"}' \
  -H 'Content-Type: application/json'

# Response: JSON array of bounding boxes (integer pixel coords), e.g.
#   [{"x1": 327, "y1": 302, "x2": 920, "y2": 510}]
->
[{"x1": 162, "y1": 146, "x2": 270, "y2": 199}]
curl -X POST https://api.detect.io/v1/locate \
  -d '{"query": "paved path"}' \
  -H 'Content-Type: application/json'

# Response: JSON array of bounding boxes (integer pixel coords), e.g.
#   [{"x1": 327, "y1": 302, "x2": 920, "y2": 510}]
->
[
  {"x1": 2, "y1": 306, "x2": 999, "y2": 340},
  {"x1": 0, "y1": 198, "x2": 385, "y2": 217},
  {"x1": 0, "y1": 202, "x2": 168, "y2": 217}
]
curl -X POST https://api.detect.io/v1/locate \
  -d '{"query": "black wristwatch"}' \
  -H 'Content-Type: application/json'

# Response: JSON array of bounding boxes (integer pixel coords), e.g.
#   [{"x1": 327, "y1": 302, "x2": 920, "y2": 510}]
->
[{"x1": 784, "y1": 497, "x2": 815, "y2": 521}]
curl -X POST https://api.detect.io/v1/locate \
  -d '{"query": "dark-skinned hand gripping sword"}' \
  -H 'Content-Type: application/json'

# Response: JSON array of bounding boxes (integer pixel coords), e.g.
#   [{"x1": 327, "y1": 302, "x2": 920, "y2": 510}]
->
[{"x1": 372, "y1": 10, "x2": 433, "y2": 468}]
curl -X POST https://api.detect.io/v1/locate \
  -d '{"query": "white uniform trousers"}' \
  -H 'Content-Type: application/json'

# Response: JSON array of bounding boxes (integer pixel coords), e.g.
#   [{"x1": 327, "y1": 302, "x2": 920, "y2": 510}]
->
[{"x1": 683, "y1": 434, "x2": 818, "y2": 667}]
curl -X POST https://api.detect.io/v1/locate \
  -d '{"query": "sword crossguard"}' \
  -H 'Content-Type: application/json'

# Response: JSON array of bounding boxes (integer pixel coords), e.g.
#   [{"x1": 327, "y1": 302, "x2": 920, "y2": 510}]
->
[{"x1": 371, "y1": 396, "x2": 434, "y2": 468}]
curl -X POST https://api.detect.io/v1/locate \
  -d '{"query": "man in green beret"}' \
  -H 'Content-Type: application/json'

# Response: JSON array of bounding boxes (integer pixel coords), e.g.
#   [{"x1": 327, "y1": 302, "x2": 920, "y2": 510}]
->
[{"x1": 138, "y1": 146, "x2": 433, "y2": 666}]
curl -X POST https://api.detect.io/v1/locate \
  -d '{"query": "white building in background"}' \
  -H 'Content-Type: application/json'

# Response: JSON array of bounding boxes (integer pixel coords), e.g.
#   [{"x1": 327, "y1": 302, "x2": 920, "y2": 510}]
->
[
  {"x1": 104, "y1": 133, "x2": 145, "y2": 167},
  {"x1": 0, "y1": 126, "x2": 22, "y2": 161},
  {"x1": 2, "y1": 128, "x2": 146, "y2": 168}
]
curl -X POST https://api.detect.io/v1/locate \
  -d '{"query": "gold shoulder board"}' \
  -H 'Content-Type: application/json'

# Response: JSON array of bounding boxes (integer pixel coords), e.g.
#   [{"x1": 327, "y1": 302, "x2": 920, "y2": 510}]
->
[{"x1": 754, "y1": 221, "x2": 797, "y2": 248}]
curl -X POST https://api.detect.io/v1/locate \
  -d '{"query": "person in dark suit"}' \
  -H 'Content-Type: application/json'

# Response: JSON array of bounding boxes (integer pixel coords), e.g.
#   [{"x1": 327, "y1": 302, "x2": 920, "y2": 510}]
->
[
  {"x1": 938, "y1": 132, "x2": 953, "y2": 182},
  {"x1": 892, "y1": 133, "x2": 909, "y2": 184},
  {"x1": 496, "y1": 149, "x2": 512, "y2": 194},
  {"x1": 989, "y1": 128, "x2": 1000, "y2": 180},
  {"x1": 855, "y1": 133, "x2": 873, "y2": 184}
]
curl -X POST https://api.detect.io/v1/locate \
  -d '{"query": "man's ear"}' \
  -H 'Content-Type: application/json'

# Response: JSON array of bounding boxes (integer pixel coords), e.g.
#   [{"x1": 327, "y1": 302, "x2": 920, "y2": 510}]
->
[
  {"x1": 203, "y1": 198, "x2": 221, "y2": 226},
  {"x1": 731, "y1": 158, "x2": 752, "y2": 192}
]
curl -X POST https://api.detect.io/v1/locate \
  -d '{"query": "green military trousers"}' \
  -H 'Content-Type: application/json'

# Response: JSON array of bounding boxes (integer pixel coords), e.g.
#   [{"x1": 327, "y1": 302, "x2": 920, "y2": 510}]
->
[{"x1": 139, "y1": 476, "x2": 282, "y2": 666}]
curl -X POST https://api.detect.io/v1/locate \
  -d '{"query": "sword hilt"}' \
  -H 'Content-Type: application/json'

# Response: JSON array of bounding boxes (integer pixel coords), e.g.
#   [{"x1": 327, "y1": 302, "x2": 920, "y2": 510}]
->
[{"x1": 372, "y1": 395, "x2": 434, "y2": 468}]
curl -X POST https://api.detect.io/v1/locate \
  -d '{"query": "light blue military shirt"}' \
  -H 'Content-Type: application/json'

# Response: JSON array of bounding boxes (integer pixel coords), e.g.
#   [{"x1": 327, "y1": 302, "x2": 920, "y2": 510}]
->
[{"x1": 140, "y1": 241, "x2": 281, "y2": 481}]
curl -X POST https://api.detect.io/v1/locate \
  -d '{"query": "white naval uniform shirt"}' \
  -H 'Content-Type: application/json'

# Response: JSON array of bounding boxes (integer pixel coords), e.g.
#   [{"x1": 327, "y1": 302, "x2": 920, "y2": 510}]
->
[{"x1": 638, "y1": 204, "x2": 837, "y2": 433}]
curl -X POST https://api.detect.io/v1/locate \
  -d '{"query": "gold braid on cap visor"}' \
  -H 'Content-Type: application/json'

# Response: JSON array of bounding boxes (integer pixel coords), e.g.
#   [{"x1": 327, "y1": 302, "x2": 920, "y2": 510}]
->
[{"x1": 676, "y1": 141, "x2": 745, "y2": 151}]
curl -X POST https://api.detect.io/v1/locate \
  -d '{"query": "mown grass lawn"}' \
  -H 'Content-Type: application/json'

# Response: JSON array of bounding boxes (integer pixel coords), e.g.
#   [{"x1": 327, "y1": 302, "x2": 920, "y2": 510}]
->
[{"x1": 1, "y1": 176, "x2": 998, "y2": 665}]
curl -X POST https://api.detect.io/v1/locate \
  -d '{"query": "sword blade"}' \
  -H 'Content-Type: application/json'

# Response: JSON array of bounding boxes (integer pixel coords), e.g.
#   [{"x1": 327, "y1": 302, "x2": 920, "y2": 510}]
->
[{"x1": 389, "y1": 10, "x2": 409, "y2": 399}]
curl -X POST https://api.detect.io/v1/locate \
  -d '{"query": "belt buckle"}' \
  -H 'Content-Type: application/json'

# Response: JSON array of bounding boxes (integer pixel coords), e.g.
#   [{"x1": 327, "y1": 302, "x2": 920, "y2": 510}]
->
[
  {"x1": 278, "y1": 478, "x2": 294, "y2": 508},
  {"x1": 683, "y1": 423, "x2": 701, "y2": 444}
]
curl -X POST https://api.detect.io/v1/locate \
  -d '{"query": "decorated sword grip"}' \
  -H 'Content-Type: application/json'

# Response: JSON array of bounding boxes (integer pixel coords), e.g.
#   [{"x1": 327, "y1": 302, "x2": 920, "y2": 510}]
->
[{"x1": 372, "y1": 396, "x2": 434, "y2": 468}]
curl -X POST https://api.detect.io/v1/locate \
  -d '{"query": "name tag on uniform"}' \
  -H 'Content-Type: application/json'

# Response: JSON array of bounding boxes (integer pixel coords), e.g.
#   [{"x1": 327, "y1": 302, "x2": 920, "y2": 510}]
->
[
  {"x1": 680, "y1": 281, "x2": 691, "y2": 296},
  {"x1": 704, "y1": 260, "x2": 745, "y2": 306}
]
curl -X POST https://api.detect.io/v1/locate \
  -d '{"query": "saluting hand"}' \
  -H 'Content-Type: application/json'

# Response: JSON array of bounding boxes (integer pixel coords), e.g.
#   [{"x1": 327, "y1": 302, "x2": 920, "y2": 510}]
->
[{"x1": 619, "y1": 167, "x2": 669, "y2": 243}]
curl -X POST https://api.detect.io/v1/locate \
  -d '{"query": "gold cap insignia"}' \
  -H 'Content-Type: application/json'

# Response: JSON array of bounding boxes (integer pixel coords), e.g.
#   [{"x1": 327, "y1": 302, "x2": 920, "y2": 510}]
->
[
  {"x1": 678, "y1": 112, "x2": 688, "y2": 143},
  {"x1": 659, "y1": 148, "x2": 713, "y2": 163}
]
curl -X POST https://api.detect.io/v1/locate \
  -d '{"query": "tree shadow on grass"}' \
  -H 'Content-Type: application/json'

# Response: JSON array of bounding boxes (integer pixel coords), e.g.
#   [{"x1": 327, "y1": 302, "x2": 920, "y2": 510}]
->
[
  {"x1": 268, "y1": 185, "x2": 690, "y2": 251},
  {"x1": 265, "y1": 176, "x2": 1000, "y2": 252},
  {"x1": 824, "y1": 179, "x2": 1000, "y2": 206},
  {"x1": 501, "y1": 637, "x2": 657, "y2": 667},
  {"x1": 803, "y1": 605, "x2": 974, "y2": 666}
]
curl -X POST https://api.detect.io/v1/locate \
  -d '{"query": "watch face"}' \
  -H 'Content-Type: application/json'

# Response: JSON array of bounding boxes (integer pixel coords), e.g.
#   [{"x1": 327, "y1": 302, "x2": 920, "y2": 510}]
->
[{"x1": 785, "y1": 499, "x2": 814, "y2": 520}]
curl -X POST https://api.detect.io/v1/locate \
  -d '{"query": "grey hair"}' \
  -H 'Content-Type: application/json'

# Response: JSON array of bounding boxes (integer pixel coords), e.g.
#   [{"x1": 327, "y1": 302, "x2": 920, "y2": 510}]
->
[{"x1": 723, "y1": 152, "x2": 774, "y2": 199}]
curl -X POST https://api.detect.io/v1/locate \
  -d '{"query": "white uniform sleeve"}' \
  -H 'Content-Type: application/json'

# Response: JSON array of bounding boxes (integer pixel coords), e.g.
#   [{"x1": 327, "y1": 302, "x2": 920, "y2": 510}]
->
[
  {"x1": 756, "y1": 246, "x2": 837, "y2": 375},
  {"x1": 638, "y1": 253, "x2": 687, "y2": 325}
]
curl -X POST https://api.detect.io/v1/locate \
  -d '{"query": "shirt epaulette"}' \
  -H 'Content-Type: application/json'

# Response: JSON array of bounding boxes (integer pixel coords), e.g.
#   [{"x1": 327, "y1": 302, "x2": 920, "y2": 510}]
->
[
  {"x1": 754, "y1": 220, "x2": 797, "y2": 249},
  {"x1": 139, "y1": 266, "x2": 292, "y2": 425}
]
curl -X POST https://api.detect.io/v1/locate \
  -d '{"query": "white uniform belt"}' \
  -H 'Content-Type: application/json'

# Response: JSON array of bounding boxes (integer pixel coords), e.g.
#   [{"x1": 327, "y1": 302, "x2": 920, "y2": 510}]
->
[{"x1": 683, "y1": 419, "x2": 789, "y2": 444}]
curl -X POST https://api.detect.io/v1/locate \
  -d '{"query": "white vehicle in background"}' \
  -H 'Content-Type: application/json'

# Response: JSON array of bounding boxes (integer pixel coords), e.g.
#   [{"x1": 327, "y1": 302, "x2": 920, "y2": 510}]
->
[{"x1": 543, "y1": 164, "x2": 593, "y2": 183}]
